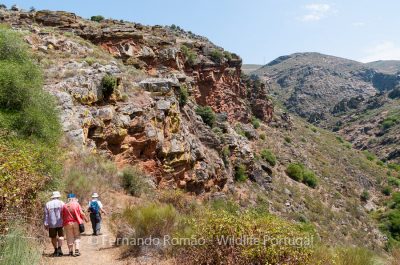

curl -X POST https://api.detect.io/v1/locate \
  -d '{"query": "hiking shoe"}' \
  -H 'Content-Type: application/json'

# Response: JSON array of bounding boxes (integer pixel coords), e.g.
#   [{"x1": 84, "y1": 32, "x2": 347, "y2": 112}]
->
[
  {"x1": 74, "y1": 250, "x2": 81, "y2": 257},
  {"x1": 69, "y1": 251, "x2": 74, "y2": 256},
  {"x1": 52, "y1": 249, "x2": 58, "y2": 257},
  {"x1": 57, "y1": 247, "x2": 63, "y2": 256}
]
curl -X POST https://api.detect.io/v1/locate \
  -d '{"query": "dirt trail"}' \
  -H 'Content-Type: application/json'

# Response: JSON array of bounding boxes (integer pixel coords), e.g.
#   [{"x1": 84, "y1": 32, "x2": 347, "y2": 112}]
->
[{"x1": 42, "y1": 217, "x2": 126, "y2": 265}]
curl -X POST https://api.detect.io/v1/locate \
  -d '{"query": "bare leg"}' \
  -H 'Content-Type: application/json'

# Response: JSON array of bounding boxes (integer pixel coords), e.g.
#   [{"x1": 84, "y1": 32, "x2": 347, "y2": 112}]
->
[{"x1": 58, "y1": 237, "x2": 64, "y2": 248}]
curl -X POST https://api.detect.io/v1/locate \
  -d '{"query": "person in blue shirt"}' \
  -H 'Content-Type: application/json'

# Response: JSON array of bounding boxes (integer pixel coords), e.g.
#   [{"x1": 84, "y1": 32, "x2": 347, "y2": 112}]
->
[
  {"x1": 87, "y1": 192, "x2": 107, "y2": 236},
  {"x1": 44, "y1": 191, "x2": 65, "y2": 256}
]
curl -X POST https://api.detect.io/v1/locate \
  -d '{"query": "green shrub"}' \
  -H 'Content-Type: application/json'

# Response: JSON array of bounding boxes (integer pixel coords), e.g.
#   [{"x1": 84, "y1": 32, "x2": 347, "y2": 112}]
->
[
  {"x1": 209, "y1": 49, "x2": 224, "y2": 63},
  {"x1": 0, "y1": 227, "x2": 41, "y2": 265},
  {"x1": 251, "y1": 116, "x2": 261, "y2": 129},
  {"x1": 382, "y1": 116, "x2": 399, "y2": 130},
  {"x1": 121, "y1": 166, "x2": 151, "y2": 197},
  {"x1": 101, "y1": 74, "x2": 117, "y2": 100},
  {"x1": 360, "y1": 190, "x2": 370, "y2": 202},
  {"x1": 377, "y1": 160, "x2": 384, "y2": 166},
  {"x1": 119, "y1": 203, "x2": 178, "y2": 240},
  {"x1": 336, "y1": 136, "x2": 344, "y2": 143},
  {"x1": 157, "y1": 190, "x2": 196, "y2": 214},
  {"x1": 223, "y1": 51, "x2": 233, "y2": 61},
  {"x1": 91, "y1": 15, "x2": 105, "y2": 22},
  {"x1": 0, "y1": 28, "x2": 60, "y2": 142},
  {"x1": 195, "y1": 106, "x2": 216, "y2": 127},
  {"x1": 259, "y1": 133, "x2": 266, "y2": 140},
  {"x1": 284, "y1": 136, "x2": 292, "y2": 143},
  {"x1": 175, "y1": 209, "x2": 314, "y2": 265},
  {"x1": 286, "y1": 163, "x2": 304, "y2": 182},
  {"x1": 178, "y1": 85, "x2": 189, "y2": 106},
  {"x1": 303, "y1": 170, "x2": 318, "y2": 188},
  {"x1": 286, "y1": 163, "x2": 318, "y2": 188},
  {"x1": 383, "y1": 186, "x2": 392, "y2": 196},
  {"x1": 388, "y1": 177, "x2": 400, "y2": 187},
  {"x1": 388, "y1": 163, "x2": 400, "y2": 172},
  {"x1": 235, "y1": 164, "x2": 248, "y2": 182},
  {"x1": 363, "y1": 150, "x2": 376, "y2": 161},
  {"x1": 181, "y1": 45, "x2": 197, "y2": 66},
  {"x1": 260, "y1": 149, "x2": 276, "y2": 166}
]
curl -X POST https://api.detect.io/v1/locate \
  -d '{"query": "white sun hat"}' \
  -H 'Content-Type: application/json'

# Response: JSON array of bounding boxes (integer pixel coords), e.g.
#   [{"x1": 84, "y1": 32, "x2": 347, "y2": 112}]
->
[
  {"x1": 51, "y1": 191, "x2": 61, "y2": 199},
  {"x1": 91, "y1": 192, "x2": 99, "y2": 198}
]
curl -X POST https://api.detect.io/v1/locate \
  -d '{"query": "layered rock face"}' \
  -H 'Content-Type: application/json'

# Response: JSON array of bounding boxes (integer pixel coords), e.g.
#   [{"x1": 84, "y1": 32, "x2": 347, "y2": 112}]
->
[{"x1": 1, "y1": 9, "x2": 274, "y2": 193}]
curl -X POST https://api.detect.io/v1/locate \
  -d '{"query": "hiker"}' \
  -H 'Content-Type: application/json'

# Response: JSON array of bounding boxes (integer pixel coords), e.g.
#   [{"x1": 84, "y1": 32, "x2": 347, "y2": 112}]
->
[
  {"x1": 44, "y1": 191, "x2": 65, "y2": 257},
  {"x1": 88, "y1": 192, "x2": 107, "y2": 236},
  {"x1": 62, "y1": 193, "x2": 88, "y2": 257}
]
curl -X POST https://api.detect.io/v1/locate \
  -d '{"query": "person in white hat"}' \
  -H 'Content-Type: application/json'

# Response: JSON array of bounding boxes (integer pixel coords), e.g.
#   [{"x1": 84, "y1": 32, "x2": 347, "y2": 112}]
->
[
  {"x1": 44, "y1": 191, "x2": 65, "y2": 256},
  {"x1": 87, "y1": 192, "x2": 107, "y2": 236}
]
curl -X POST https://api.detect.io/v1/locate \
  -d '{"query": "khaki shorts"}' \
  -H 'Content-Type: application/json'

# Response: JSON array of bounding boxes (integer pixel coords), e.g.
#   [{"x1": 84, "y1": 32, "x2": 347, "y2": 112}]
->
[{"x1": 64, "y1": 222, "x2": 80, "y2": 245}]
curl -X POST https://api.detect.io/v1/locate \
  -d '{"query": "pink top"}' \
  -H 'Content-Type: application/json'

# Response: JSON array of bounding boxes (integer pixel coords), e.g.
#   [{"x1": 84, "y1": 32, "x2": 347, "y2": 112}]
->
[{"x1": 62, "y1": 201, "x2": 84, "y2": 226}]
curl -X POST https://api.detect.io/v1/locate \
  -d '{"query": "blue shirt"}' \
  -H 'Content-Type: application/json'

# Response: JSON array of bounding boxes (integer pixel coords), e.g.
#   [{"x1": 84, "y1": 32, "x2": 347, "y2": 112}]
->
[{"x1": 44, "y1": 199, "x2": 64, "y2": 228}]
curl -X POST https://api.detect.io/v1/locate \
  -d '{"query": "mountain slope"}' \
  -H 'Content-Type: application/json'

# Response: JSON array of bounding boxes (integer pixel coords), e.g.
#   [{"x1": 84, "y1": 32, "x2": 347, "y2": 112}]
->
[
  {"x1": 367, "y1": 60, "x2": 400, "y2": 74},
  {"x1": 253, "y1": 52, "x2": 400, "y2": 126}
]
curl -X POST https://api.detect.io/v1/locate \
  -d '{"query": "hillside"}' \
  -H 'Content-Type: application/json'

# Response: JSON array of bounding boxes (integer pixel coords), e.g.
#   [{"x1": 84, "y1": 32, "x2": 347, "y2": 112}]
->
[
  {"x1": 367, "y1": 60, "x2": 400, "y2": 74},
  {"x1": 0, "y1": 7, "x2": 399, "y2": 265},
  {"x1": 241, "y1": 63, "x2": 262, "y2": 74},
  {"x1": 252, "y1": 52, "x2": 400, "y2": 126}
]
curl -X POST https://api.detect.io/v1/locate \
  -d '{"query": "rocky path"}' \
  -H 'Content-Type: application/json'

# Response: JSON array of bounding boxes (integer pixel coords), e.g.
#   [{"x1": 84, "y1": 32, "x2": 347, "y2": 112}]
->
[{"x1": 42, "y1": 218, "x2": 126, "y2": 265}]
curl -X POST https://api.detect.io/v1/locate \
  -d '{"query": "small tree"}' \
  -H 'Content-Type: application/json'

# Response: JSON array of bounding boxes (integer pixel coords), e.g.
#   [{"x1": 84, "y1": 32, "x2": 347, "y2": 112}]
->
[
  {"x1": 101, "y1": 74, "x2": 117, "y2": 100},
  {"x1": 91, "y1": 15, "x2": 105, "y2": 22},
  {"x1": 178, "y1": 85, "x2": 189, "y2": 106},
  {"x1": 235, "y1": 164, "x2": 248, "y2": 182}
]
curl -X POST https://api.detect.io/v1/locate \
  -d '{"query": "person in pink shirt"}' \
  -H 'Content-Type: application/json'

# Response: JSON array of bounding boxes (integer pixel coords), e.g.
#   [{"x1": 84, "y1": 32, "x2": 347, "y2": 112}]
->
[{"x1": 62, "y1": 193, "x2": 88, "y2": 257}]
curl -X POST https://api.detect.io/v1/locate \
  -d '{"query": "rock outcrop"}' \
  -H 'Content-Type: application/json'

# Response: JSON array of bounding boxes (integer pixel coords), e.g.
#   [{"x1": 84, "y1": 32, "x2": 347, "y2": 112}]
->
[{"x1": 1, "y1": 9, "x2": 274, "y2": 193}]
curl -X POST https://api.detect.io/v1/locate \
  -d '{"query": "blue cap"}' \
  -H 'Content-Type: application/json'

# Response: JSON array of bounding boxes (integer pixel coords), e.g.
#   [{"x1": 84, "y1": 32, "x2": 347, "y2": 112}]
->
[{"x1": 67, "y1": 193, "x2": 76, "y2": 199}]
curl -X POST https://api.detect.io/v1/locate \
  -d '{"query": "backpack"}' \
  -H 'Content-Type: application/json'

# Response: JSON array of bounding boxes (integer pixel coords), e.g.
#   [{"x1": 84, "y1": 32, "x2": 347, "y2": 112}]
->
[{"x1": 89, "y1": 200, "x2": 100, "y2": 214}]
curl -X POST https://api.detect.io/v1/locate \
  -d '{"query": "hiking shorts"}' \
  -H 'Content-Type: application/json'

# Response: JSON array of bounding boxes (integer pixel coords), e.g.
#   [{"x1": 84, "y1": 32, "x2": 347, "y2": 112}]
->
[
  {"x1": 49, "y1": 227, "x2": 64, "y2": 238},
  {"x1": 64, "y1": 222, "x2": 80, "y2": 245}
]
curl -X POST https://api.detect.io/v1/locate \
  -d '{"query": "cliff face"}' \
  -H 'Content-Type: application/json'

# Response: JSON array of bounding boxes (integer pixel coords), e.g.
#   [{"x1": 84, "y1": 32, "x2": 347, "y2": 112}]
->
[{"x1": 0, "y1": 9, "x2": 273, "y2": 193}]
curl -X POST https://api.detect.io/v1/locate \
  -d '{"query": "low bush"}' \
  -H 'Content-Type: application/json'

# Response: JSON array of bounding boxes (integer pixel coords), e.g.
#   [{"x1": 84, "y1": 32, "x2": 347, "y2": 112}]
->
[
  {"x1": 251, "y1": 116, "x2": 261, "y2": 129},
  {"x1": 363, "y1": 150, "x2": 376, "y2": 161},
  {"x1": 286, "y1": 163, "x2": 318, "y2": 188},
  {"x1": 235, "y1": 164, "x2": 248, "y2": 182},
  {"x1": 383, "y1": 186, "x2": 392, "y2": 196},
  {"x1": 259, "y1": 133, "x2": 266, "y2": 140},
  {"x1": 101, "y1": 74, "x2": 117, "y2": 100},
  {"x1": 286, "y1": 163, "x2": 305, "y2": 182},
  {"x1": 303, "y1": 170, "x2": 318, "y2": 188},
  {"x1": 121, "y1": 166, "x2": 152, "y2": 197},
  {"x1": 381, "y1": 116, "x2": 399, "y2": 130},
  {"x1": 181, "y1": 45, "x2": 197, "y2": 66},
  {"x1": 388, "y1": 176, "x2": 400, "y2": 187},
  {"x1": 310, "y1": 246, "x2": 375, "y2": 265},
  {"x1": 157, "y1": 190, "x2": 197, "y2": 214},
  {"x1": 178, "y1": 85, "x2": 189, "y2": 106},
  {"x1": 125, "y1": 203, "x2": 177, "y2": 238},
  {"x1": 174, "y1": 209, "x2": 314, "y2": 265},
  {"x1": 260, "y1": 149, "x2": 276, "y2": 166},
  {"x1": 195, "y1": 105, "x2": 216, "y2": 127},
  {"x1": 360, "y1": 190, "x2": 370, "y2": 202},
  {"x1": 209, "y1": 49, "x2": 224, "y2": 63},
  {"x1": 0, "y1": 227, "x2": 41, "y2": 265},
  {"x1": 63, "y1": 152, "x2": 118, "y2": 202},
  {"x1": 91, "y1": 15, "x2": 105, "y2": 22}
]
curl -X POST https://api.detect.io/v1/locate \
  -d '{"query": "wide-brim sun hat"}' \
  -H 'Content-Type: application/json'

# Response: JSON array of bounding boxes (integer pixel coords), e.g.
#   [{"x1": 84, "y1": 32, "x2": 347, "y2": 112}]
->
[
  {"x1": 51, "y1": 191, "x2": 61, "y2": 199},
  {"x1": 91, "y1": 192, "x2": 99, "y2": 198}
]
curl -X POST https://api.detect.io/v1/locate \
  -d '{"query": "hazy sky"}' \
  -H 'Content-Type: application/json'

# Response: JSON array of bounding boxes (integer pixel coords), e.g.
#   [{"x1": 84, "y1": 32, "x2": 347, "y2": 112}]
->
[{"x1": 3, "y1": 0, "x2": 400, "y2": 64}]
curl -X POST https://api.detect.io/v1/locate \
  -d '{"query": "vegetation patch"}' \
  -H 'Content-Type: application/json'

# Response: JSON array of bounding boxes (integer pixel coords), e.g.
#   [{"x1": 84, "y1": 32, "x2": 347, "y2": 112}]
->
[
  {"x1": 286, "y1": 163, "x2": 318, "y2": 188},
  {"x1": 260, "y1": 148, "x2": 277, "y2": 166},
  {"x1": 195, "y1": 105, "x2": 216, "y2": 127},
  {"x1": 121, "y1": 166, "x2": 152, "y2": 197},
  {"x1": 101, "y1": 74, "x2": 117, "y2": 100},
  {"x1": 235, "y1": 164, "x2": 248, "y2": 182}
]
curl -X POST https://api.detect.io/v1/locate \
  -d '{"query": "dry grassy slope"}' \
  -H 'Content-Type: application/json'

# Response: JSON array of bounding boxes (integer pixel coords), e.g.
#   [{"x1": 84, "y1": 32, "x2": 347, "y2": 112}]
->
[
  {"x1": 337, "y1": 95, "x2": 400, "y2": 163},
  {"x1": 237, "y1": 113, "x2": 389, "y2": 248}
]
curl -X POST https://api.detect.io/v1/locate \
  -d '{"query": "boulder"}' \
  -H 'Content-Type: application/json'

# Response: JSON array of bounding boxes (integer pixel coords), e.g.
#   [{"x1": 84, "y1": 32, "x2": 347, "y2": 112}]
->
[
  {"x1": 35, "y1": 10, "x2": 78, "y2": 28},
  {"x1": 139, "y1": 78, "x2": 179, "y2": 94}
]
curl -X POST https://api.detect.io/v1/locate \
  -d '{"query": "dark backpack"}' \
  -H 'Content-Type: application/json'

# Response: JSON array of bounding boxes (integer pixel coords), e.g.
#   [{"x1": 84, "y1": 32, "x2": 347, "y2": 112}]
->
[{"x1": 89, "y1": 200, "x2": 100, "y2": 214}]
